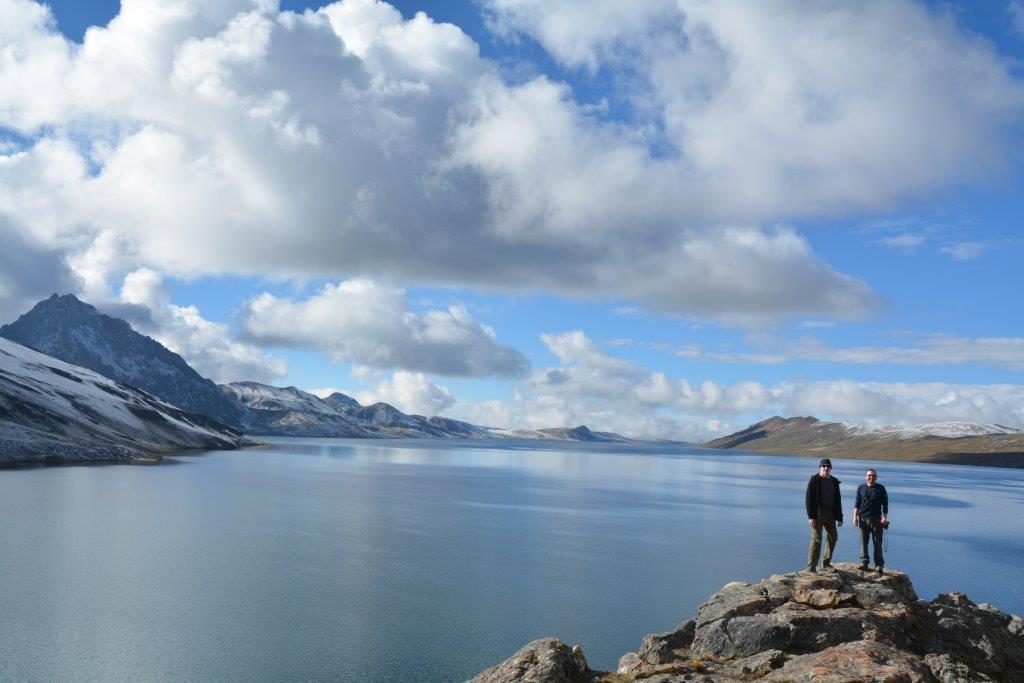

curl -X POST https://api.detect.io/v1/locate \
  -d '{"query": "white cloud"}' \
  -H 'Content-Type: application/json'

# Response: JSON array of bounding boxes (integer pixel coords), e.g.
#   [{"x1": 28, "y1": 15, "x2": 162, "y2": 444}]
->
[
  {"x1": 239, "y1": 279, "x2": 529, "y2": 377},
  {"x1": 678, "y1": 334, "x2": 1024, "y2": 370},
  {"x1": 1010, "y1": 1, "x2": 1024, "y2": 38},
  {"x1": 354, "y1": 370, "x2": 455, "y2": 415},
  {"x1": 0, "y1": 218, "x2": 82, "y2": 323},
  {"x1": 482, "y1": 0, "x2": 677, "y2": 72},
  {"x1": 306, "y1": 386, "x2": 348, "y2": 399},
  {"x1": 457, "y1": 331, "x2": 1024, "y2": 440},
  {"x1": 0, "y1": 0, "x2": 1018, "y2": 322},
  {"x1": 117, "y1": 268, "x2": 286, "y2": 384},
  {"x1": 874, "y1": 232, "x2": 926, "y2": 250},
  {"x1": 940, "y1": 241, "x2": 988, "y2": 261}
]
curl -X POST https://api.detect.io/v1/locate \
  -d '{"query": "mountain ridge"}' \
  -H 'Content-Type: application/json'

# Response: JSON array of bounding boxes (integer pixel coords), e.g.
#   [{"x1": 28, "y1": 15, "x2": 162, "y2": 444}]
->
[
  {"x1": 0, "y1": 337, "x2": 252, "y2": 466},
  {"x1": 0, "y1": 294, "x2": 655, "y2": 445},
  {"x1": 702, "y1": 415, "x2": 1024, "y2": 467},
  {"x1": 0, "y1": 294, "x2": 243, "y2": 428}
]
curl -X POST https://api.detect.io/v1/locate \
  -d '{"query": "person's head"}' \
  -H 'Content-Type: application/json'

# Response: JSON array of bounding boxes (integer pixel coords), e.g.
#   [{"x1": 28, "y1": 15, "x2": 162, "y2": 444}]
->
[
  {"x1": 865, "y1": 468, "x2": 877, "y2": 484},
  {"x1": 819, "y1": 458, "x2": 832, "y2": 477}
]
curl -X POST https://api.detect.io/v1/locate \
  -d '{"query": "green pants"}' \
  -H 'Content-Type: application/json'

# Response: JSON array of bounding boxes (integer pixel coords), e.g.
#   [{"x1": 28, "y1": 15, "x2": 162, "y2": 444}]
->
[{"x1": 806, "y1": 514, "x2": 838, "y2": 570}]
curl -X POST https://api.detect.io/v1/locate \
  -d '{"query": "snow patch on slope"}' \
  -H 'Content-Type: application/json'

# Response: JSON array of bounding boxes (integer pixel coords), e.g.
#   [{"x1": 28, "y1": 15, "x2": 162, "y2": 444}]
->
[
  {"x1": 0, "y1": 337, "x2": 249, "y2": 464},
  {"x1": 842, "y1": 421, "x2": 1022, "y2": 440}
]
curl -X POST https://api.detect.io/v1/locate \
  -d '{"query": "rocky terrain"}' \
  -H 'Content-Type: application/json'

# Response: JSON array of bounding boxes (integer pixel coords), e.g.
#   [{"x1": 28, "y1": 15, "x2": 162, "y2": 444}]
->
[
  {"x1": 0, "y1": 338, "x2": 252, "y2": 466},
  {"x1": 472, "y1": 564, "x2": 1024, "y2": 682},
  {"x1": 703, "y1": 416, "x2": 1024, "y2": 468},
  {"x1": 1, "y1": 294, "x2": 243, "y2": 427}
]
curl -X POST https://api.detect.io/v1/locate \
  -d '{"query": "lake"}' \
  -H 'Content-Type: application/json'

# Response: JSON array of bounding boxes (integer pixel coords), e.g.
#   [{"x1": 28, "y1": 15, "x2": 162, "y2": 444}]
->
[{"x1": 1, "y1": 438, "x2": 1022, "y2": 681}]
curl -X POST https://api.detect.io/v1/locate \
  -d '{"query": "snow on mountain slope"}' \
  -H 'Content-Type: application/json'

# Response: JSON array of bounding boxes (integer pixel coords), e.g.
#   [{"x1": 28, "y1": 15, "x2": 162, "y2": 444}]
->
[
  {"x1": 0, "y1": 294, "x2": 242, "y2": 427},
  {"x1": 221, "y1": 382, "x2": 382, "y2": 438},
  {"x1": 0, "y1": 338, "x2": 251, "y2": 465},
  {"x1": 843, "y1": 422, "x2": 1023, "y2": 439}
]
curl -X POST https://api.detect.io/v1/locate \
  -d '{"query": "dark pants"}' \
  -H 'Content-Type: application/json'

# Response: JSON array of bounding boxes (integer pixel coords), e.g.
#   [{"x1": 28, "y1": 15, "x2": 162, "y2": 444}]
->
[{"x1": 859, "y1": 518, "x2": 884, "y2": 567}]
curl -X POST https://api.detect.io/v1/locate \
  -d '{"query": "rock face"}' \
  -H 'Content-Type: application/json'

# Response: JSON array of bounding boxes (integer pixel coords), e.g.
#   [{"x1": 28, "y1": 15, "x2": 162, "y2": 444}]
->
[
  {"x1": 0, "y1": 294, "x2": 243, "y2": 428},
  {"x1": 470, "y1": 639, "x2": 590, "y2": 683},
  {"x1": 473, "y1": 564, "x2": 1024, "y2": 682},
  {"x1": 702, "y1": 416, "x2": 1024, "y2": 467},
  {"x1": 0, "y1": 337, "x2": 252, "y2": 465}
]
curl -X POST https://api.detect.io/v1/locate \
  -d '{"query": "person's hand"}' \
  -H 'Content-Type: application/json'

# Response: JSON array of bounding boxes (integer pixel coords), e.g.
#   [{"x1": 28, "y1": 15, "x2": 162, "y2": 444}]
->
[
  {"x1": 837, "y1": 520, "x2": 843, "y2": 527},
  {"x1": 808, "y1": 518, "x2": 817, "y2": 528},
  {"x1": 854, "y1": 515, "x2": 859, "y2": 526}
]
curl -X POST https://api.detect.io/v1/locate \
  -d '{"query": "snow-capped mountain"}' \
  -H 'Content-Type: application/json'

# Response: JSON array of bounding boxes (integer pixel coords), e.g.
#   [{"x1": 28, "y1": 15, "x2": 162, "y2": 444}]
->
[
  {"x1": 843, "y1": 422, "x2": 1022, "y2": 439},
  {"x1": 220, "y1": 382, "x2": 382, "y2": 438},
  {"x1": 0, "y1": 294, "x2": 243, "y2": 428},
  {"x1": 488, "y1": 425, "x2": 635, "y2": 442},
  {"x1": 0, "y1": 295, "x2": 644, "y2": 445},
  {"x1": 703, "y1": 416, "x2": 1024, "y2": 466},
  {"x1": 222, "y1": 382, "x2": 498, "y2": 439},
  {"x1": 0, "y1": 337, "x2": 251, "y2": 466},
  {"x1": 221, "y1": 381, "x2": 635, "y2": 442}
]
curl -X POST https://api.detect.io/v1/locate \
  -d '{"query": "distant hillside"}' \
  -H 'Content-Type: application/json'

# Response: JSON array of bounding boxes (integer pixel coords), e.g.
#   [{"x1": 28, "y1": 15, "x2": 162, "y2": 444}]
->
[
  {"x1": 221, "y1": 381, "x2": 633, "y2": 442},
  {"x1": 702, "y1": 416, "x2": 1024, "y2": 467},
  {"x1": 489, "y1": 425, "x2": 636, "y2": 442},
  {"x1": 0, "y1": 338, "x2": 251, "y2": 466},
  {"x1": 0, "y1": 294, "x2": 243, "y2": 427}
]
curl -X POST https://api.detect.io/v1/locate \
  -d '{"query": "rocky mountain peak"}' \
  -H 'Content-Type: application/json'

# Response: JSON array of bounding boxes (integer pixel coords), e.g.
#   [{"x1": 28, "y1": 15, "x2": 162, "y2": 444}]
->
[{"x1": 0, "y1": 294, "x2": 242, "y2": 428}]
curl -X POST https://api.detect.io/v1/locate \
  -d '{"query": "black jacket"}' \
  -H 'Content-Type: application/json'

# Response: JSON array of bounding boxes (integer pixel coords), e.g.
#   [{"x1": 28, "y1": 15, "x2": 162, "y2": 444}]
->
[{"x1": 805, "y1": 473, "x2": 843, "y2": 522}]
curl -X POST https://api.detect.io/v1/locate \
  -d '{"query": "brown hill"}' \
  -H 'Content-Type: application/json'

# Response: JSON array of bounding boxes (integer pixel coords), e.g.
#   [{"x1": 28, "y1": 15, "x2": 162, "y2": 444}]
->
[{"x1": 700, "y1": 416, "x2": 1024, "y2": 468}]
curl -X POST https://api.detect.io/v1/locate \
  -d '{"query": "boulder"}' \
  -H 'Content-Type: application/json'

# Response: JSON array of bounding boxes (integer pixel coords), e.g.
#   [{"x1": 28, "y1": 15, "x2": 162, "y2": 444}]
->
[
  {"x1": 761, "y1": 640, "x2": 933, "y2": 682},
  {"x1": 470, "y1": 638, "x2": 590, "y2": 683}
]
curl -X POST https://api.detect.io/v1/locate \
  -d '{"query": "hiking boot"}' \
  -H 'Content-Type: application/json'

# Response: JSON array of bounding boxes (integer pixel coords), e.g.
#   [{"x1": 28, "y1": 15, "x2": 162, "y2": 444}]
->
[
  {"x1": 876, "y1": 566, "x2": 884, "y2": 575},
  {"x1": 822, "y1": 562, "x2": 835, "y2": 572},
  {"x1": 805, "y1": 566, "x2": 817, "y2": 574},
  {"x1": 859, "y1": 563, "x2": 870, "y2": 571}
]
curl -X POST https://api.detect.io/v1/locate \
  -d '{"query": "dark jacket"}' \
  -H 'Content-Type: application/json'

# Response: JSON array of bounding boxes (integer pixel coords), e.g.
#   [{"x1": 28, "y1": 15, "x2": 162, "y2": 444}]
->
[
  {"x1": 805, "y1": 473, "x2": 843, "y2": 522},
  {"x1": 855, "y1": 483, "x2": 888, "y2": 518}
]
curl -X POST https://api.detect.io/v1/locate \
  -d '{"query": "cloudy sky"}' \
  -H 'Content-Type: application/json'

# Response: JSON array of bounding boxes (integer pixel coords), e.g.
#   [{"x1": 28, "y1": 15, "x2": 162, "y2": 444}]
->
[{"x1": 2, "y1": 0, "x2": 1024, "y2": 440}]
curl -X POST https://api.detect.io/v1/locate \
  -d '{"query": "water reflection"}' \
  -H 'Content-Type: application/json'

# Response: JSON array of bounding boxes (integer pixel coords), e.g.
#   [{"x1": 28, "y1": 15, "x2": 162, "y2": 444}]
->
[{"x1": 1, "y1": 437, "x2": 1022, "y2": 681}]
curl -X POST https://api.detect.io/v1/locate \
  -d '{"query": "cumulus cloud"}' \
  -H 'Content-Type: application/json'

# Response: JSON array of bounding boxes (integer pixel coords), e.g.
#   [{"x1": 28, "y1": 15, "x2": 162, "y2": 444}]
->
[
  {"x1": 353, "y1": 370, "x2": 455, "y2": 415},
  {"x1": 453, "y1": 331, "x2": 1024, "y2": 440},
  {"x1": 0, "y1": 0, "x2": 1019, "y2": 322},
  {"x1": 0, "y1": 219, "x2": 82, "y2": 323},
  {"x1": 238, "y1": 279, "x2": 529, "y2": 377},
  {"x1": 482, "y1": 0, "x2": 1024, "y2": 218},
  {"x1": 116, "y1": 268, "x2": 286, "y2": 383}
]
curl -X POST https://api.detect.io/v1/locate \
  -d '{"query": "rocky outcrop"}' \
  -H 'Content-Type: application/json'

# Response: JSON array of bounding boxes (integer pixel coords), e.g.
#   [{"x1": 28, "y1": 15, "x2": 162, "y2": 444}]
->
[
  {"x1": 471, "y1": 639, "x2": 590, "y2": 683},
  {"x1": 472, "y1": 564, "x2": 1024, "y2": 682}
]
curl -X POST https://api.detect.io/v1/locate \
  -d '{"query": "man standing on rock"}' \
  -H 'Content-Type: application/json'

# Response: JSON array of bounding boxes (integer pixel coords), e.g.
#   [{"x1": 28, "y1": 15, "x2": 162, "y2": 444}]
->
[
  {"x1": 854, "y1": 468, "x2": 889, "y2": 574},
  {"x1": 805, "y1": 458, "x2": 842, "y2": 573}
]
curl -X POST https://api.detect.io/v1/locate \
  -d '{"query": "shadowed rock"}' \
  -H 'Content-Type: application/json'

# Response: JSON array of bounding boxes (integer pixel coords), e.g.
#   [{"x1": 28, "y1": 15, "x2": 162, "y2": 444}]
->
[{"x1": 472, "y1": 563, "x2": 1024, "y2": 682}]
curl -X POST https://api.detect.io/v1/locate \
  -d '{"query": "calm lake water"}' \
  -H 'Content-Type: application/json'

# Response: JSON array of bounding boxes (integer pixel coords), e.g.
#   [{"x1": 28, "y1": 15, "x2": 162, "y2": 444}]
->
[{"x1": 2, "y1": 438, "x2": 1023, "y2": 681}]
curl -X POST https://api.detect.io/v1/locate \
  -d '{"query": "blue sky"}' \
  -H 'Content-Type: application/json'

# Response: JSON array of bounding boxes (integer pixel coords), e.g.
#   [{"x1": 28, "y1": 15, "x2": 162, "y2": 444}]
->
[{"x1": 2, "y1": 0, "x2": 1024, "y2": 439}]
